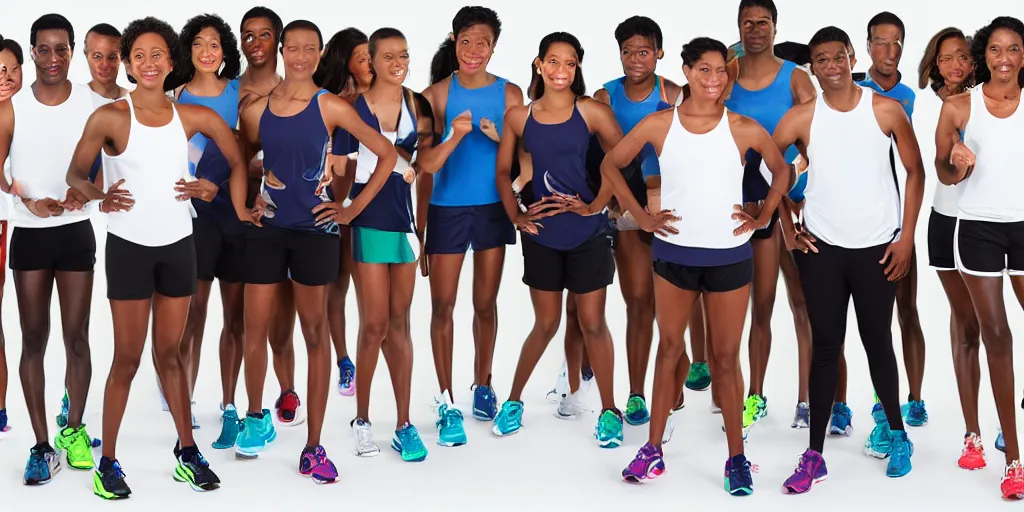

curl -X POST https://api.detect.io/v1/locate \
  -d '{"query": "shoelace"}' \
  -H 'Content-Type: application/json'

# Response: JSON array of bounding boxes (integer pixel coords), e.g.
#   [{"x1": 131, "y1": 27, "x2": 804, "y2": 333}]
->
[
  {"x1": 104, "y1": 461, "x2": 127, "y2": 483},
  {"x1": 402, "y1": 426, "x2": 425, "y2": 448},
  {"x1": 963, "y1": 435, "x2": 983, "y2": 455},
  {"x1": 28, "y1": 451, "x2": 49, "y2": 477},
  {"x1": 436, "y1": 406, "x2": 463, "y2": 429},
  {"x1": 342, "y1": 365, "x2": 354, "y2": 382}
]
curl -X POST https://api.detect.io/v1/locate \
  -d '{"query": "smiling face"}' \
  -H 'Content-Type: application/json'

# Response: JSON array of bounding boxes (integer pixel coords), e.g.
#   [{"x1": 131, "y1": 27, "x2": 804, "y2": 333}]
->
[
  {"x1": 536, "y1": 41, "x2": 578, "y2": 93},
  {"x1": 126, "y1": 32, "x2": 172, "y2": 90},
  {"x1": 280, "y1": 28, "x2": 320, "y2": 79},
  {"x1": 349, "y1": 42, "x2": 373, "y2": 88},
  {"x1": 371, "y1": 37, "x2": 409, "y2": 87},
  {"x1": 811, "y1": 41, "x2": 854, "y2": 92},
  {"x1": 454, "y1": 24, "x2": 495, "y2": 76},
  {"x1": 241, "y1": 16, "x2": 276, "y2": 68},
  {"x1": 984, "y1": 27, "x2": 1024, "y2": 85},
  {"x1": 85, "y1": 32, "x2": 120, "y2": 86},
  {"x1": 191, "y1": 26, "x2": 224, "y2": 75},
  {"x1": 619, "y1": 34, "x2": 658, "y2": 83},
  {"x1": 739, "y1": 6, "x2": 775, "y2": 55},
  {"x1": 937, "y1": 36, "x2": 972, "y2": 89},
  {"x1": 32, "y1": 28, "x2": 72, "y2": 86},
  {"x1": 684, "y1": 50, "x2": 727, "y2": 102}
]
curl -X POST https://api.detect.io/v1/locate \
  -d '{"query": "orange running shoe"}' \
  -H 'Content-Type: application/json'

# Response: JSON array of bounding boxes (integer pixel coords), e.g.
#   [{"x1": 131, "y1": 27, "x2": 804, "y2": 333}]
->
[
  {"x1": 1001, "y1": 460, "x2": 1024, "y2": 499},
  {"x1": 958, "y1": 433, "x2": 986, "y2": 470}
]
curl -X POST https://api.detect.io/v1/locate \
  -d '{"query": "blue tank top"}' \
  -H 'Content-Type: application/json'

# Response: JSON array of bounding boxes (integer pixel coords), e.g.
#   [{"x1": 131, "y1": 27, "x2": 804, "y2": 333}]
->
[
  {"x1": 431, "y1": 73, "x2": 508, "y2": 207},
  {"x1": 259, "y1": 89, "x2": 337, "y2": 235},
  {"x1": 724, "y1": 60, "x2": 803, "y2": 201},
  {"x1": 523, "y1": 102, "x2": 609, "y2": 251},
  {"x1": 604, "y1": 76, "x2": 674, "y2": 179},
  {"x1": 349, "y1": 93, "x2": 417, "y2": 233},
  {"x1": 177, "y1": 79, "x2": 242, "y2": 230}
]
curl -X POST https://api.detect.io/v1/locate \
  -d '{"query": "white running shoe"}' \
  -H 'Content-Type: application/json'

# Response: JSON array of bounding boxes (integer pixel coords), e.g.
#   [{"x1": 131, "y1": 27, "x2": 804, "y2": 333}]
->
[{"x1": 352, "y1": 418, "x2": 380, "y2": 457}]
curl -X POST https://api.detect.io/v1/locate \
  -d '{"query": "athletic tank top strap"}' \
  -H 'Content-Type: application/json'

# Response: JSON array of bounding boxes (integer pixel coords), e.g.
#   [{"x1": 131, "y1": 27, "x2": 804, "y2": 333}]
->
[
  {"x1": 958, "y1": 86, "x2": 1024, "y2": 222},
  {"x1": 258, "y1": 89, "x2": 336, "y2": 234},
  {"x1": 724, "y1": 60, "x2": 800, "y2": 161},
  {"x1": 103, "y1": 93, "x2": 194, "y2": 247},
  {"x1": 431, "y1": 73, "x2": 508, "y2": 207},
  {"x1": 522, "y1": 100, "x2": 610, "y2": 250},
  {"x1": 177, "y1": 79, "x2": 242, "y2": 227},
  {"x1": 350, "y1": 93, "x2": 416, "y2": 233},
  {"x1": 653, "y1": 108, "x2": 752, "y2": 266},
  {"x1": 804, "y1": 89, "x2": 901, "y2": 248}
]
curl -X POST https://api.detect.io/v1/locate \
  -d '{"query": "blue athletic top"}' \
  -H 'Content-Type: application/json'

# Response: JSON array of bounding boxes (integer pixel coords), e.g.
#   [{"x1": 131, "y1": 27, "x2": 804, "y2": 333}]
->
[
  {"x1": 855, "y1": 71, "x2": 915, "y2": 120},
  {"x1": 522, "y1": 102, "x2": 609, "y2": 251},
  {"x1": 430, "y1": 73, "x2": 508, "y2": 207},
  {"x1": 258, "y1": 89, "x2": 337, "y2": 235},
  {"x1": 349, "y1": 92, "x2": 418, "y2": 233},
  {"x1": 176, "y1": 79, "x2": 241, "y2": 232},
  {"x1": 724, "y1": 59, "x2": 804, "y2": 202},
  {"x1": 604, "y1": 76, "x2": 673, "y2": 180}
]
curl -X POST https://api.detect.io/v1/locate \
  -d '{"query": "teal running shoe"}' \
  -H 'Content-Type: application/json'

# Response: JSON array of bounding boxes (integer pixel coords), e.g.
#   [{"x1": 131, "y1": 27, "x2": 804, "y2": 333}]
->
[
  {"x1": 595, "y1": 409, "x2": 624, "y2": 448},
  {"x1": 864, "y1": 421, "x2": 892, "y2": 459},
  {"x1": 886, "y1": 430, "x2": 913, "y2": 477},
  {"x1": 492, "y1": 401, "x2": 524, "y2": 437},
  {"x1": 391, "y1": 423, "x2": 428, "y2": 462},
  {"x1": 685, "y1": 362, "x2": 712, "y2": 391},
  {"x1": 212, "y1": 405, "x2": 241, "y2": 450},
  {"x1": 436, "y1": 403, "x2": 467, "y2": 447},
  {"x1": 56, "y1": 389, "x2": 69, "y2": 428},
  {"x1": 235, "y1": 409, "x2": 277, "y2": 459},
  {"x1": 624, "y1": 395, "x2": 650, "y2": 426},
  {"x1": 901, "y1": 400, "x2": 928, "y2": 427}
]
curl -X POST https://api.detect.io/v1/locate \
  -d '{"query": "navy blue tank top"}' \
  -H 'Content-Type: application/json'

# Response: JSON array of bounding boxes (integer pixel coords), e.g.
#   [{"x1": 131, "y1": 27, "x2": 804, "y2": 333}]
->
[
  {"x1": 259, "y1": 89, "x2": 337, "y2": 235},
  {"x1": 349, "y1": 93, "x2": 417, "y2": 233},
  {"x1": 523, "y1": 102, "x2": 609, "y2": 250}
]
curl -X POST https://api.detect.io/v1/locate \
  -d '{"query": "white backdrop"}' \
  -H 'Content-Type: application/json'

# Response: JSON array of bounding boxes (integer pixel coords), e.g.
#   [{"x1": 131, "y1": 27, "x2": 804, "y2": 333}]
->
[{"x1": 0, "y1": 1, "x2": 1021, "y2": 510}]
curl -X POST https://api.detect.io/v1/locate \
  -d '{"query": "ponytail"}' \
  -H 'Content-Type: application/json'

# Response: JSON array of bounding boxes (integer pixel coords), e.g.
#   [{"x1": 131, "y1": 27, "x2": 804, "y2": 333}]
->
[{"x1": 429, "y1": 38, "x2": 457, "y2": 85}]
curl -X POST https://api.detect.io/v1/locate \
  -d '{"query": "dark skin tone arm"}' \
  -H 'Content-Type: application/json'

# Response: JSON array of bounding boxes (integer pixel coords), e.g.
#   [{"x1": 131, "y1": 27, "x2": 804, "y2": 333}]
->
[
  {"x1": 173, "y1": 103, "x2": 248, "y2": 202},
  {"x1": 934, "y1": 91, "x2": 972, "y2": 185},
  {"x1": 791, "y1": 67, "x2": 818, "y2": 104},
  {"x1": 234, "y1": 96, "x2": 267, "y2": 225},
  {"x1": 575, "y1": 97, "x2": 624, "y2": 215},
  {"x1": 769, "y1": 101, "x2": 815, "y2": 252},
  {"x1": 65, "y1": 104, "x2": 133, "y2": 212},
  {"x1": 875, "y1": 94, "x2": 926, "y2": 281},
  {"x1": 0, "y1": 101, "x2": 12, "y2": 193},
  {"x1": 731, "y1": 112, "x2": 792, "y2": 230}
]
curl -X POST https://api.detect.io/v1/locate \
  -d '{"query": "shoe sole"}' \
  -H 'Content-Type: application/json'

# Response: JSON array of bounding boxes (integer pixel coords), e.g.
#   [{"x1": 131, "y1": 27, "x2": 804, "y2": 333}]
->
[
  {"x1": 235, "y1": 431, "x2": 277, "y2": 459},
  {"x1": 782, "y1": 475, "x2": 826, "y2": 494},
  {"x1": 25, "y1": 458, "x2": 62, "y2": 485}
]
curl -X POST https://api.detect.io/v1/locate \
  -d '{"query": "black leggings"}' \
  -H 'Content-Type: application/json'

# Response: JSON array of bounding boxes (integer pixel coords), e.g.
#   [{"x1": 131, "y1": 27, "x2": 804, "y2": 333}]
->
[{"x1": 795, "y1": 239, "x2": 904, "y2": 453}]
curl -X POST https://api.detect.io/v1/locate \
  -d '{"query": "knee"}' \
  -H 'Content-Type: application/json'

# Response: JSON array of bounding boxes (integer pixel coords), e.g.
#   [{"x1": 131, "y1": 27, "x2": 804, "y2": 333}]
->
[
  {"x1": 153, "y1": 341, "x2": 181, "y2": 367},
  {"x1": 388, "y1": 312, "x2": 410, "y2": 336},
  {"x1": 623, "y1": 293, "x2": 654, "y2": 321},
  {"x1": 362, "y1": 317, "x2": 389, "y2": 346},
  {"x1": 225, "y1": 311, "x2": 245, "y2": 341},
  {"x1": 751, "y1": 295, "x2": 776, "y2": 327},
  {"x1": 111, "y1": 353, "x2": 141, "y2": 380},
  {"x1": 577, "y1": 314, "x2": 608, "y2": 342},
  {"x1": 953, "y1": 311, "x2": 981, "y2": 348},
  {"x1": 979, "y1": 322, "x2": 1013, "y2": 356},
  {"x1": 896, "y1": 300, "x2": 920, "y2": 328},
  {"x1": 534, "y1": 314, "x2": 562, "y2": 341},
  {"x1": 472, "y1": 297, "x2": 497, "y2": 322},
  {"x1": 431, "y1": 297, "x2": 456, "y2": 322},
  {"x1": 656, "y1": 333, "x2": 687, "y2": 361}
]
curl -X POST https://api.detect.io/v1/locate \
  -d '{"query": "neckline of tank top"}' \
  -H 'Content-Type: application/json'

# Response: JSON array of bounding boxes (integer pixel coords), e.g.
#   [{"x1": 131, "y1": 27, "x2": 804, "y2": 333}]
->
[
  {"x1": 672, "y1": 106, "x2": 728, "y2": 136},
  {"x1": 733, "y1": 59, "x2": 794, "y2": 93},
  {"x1": 264, "y1": 87, "x2": 326, "y2": 119},
  {"x1": 123, "y1": 93, "x2": 180, "y2": 130},
  {"x1": 451, "y1": 71, "x2": 501, "y2": 90},
  {"x1": 852, "y1": 70, "x2": 904, "y2": 94},
  {"x1": 21, "y1": 82, "x2": 79, "y2": 108},
  {"x1": 974, "y1": 85, "x2": 1023, "y2": 120},
  {"x1": 611, "y1": 75, "x2": 664, "y2": 102},
  {"x1": 179, "y1": 78, "x2": 237, "y2": 100},
  {"x1": 819, "y1": 86, "x2": 868, "y2": 114},
  {"x1": 528, "y1": 99, "x2": 580, "y2": 127}
]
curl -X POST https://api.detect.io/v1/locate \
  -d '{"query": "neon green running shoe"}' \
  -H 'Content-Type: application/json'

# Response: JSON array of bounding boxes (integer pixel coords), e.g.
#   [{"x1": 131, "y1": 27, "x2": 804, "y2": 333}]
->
[
  {"x1": 742, "y1": 395, "x2": 767, "y2": 429},
  {"x1": 55, "y1": 425, "x2": 96, "y2": 470}
]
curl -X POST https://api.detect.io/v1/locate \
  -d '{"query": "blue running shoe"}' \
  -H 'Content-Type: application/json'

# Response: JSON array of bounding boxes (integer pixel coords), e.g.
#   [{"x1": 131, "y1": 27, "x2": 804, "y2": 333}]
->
[
  {"x1": 625, "y1": 395, "x2": 651, "y2": 426},
  {"x1": 870, "y1": 402, "x2": 886, "y2": 424},
  {"x1": 492, "y1": 401, "x2": 524, "y2": 437},
  {"x1": 338, "y1": 356, "x2": 355, "y2": 397},
  {"x1": 392, "y1": 423, "x2": 428, "y2": 462},
  {"x1": 436, "y1": 403, "x2": 467, "y2": 447},
  {"x1": 864, "y1": 421, "x2": 892, "y2": 459},
  {"x1": 902, "y1": 400, "x2": 928, "y2": 427},
  {"x1": 0, "y1": 408, "x2": 9, "y2": 435},
  {"x1": 24, "y1": 443, "x2": 61, "y2": 485},
  {"x1": 473, "y1": 378, "x2": 498, "y2": 421},
  {"x1": 997, "y1": 429, "x2": 1006, "y2": 453},
  {"x1": 886, "y1": 430, "x2": 914, "y2": 477},
  {"x1": 235, "y1": 409, "x2": 277, "y2": 458},
  {"x1": 56, "y1": 389, "x2": 69, "y2": 428},
  {"x1": 595, "y1": 409, "x2": 625, "y2": 448},
  {"x1": 725, "y1": 454, "x2": 755, "y2": 496},
  {"x1": 212, "y1": 405, "x2": 241, "y2": 449},
  {"x1": 829, "y1": 402, "x2": 853, "y2": 436}
]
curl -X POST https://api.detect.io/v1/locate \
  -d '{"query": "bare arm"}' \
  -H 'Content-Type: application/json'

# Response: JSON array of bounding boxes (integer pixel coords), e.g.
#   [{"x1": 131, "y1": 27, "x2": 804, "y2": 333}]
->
[
  {"x1": 66, "y1": 107, "x2": 115, "y2": 201},
  {"x1": 770, "y1": 104, "x2": 812, "y2": 237},
  {"x1": 790, "y1": 67, "x2": 817, "y2": 105},
  {"x1": 883, "y1": 99, "x2": 926, "y2": 243},
  {"x1": 495, "y1": 106, "x2": 526, "y2": 222},
  {"x1": 233, "y1": 99, "x2": 264, "y2": 222},
  {"x1": 327, "y1": 94, "x2": 398, "y2": 219},
  {"x1": 934, "y1": 93, "x2": 970, "y2": 185},
  {"x1": 593, "y1": 88, "x2": 610, "y2": 105},
  {"x1": 598, "y1": 109, "x2": 669, "y2": 220},
  {"x1": 581, "y1": 98, "x2": 623, "y2": 214},
  {"x1": 744, "y1": 116, "x2": 791, "y2": 227},
  {"x1": 0, "y1": 102, "x2": 12, "y2": 192},
  {"x1": 179, "y1": 104, "x2": 247, "y2": 202}
]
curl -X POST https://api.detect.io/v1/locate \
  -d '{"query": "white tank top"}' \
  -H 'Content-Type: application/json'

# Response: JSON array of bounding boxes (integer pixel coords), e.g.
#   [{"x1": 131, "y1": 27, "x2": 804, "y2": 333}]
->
[
  {"x1": 804, "y1": 88, "x2": 901, "y2": 248},
  {"x1": 656, "y1": 108, "x2": 750, "y2": 249},
  {"x1": 9, "y1": 83, "x2": 96, "y2": 228},
  {"x1": 102, "y1": 93, "x2": 193, "y2": 247},
  {"x1": 958, "y1": 86, "x2": 1024, "y2": 222}
]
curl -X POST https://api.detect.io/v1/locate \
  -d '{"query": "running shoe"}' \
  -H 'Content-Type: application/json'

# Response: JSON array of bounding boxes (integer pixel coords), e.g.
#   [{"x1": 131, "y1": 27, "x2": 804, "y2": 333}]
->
[
  {"x1": 622, "y1": 442, "x2": 665, "y2": 483},
  {"x1": 1002, "y1": 460, "x2": 1024, "y2": 499},
  {"x1": 435, "y1": 397, "x2": 467, "y2": 447},
  {"x1": 742, "y1": 394, "x2": 767, "y2": 430},
  {"x1": 299, "y1": 445, "x2": 338, "y2": 484},
  {"x1": 663, "y1": 411, "x2": 676, "y2": 444},
  {"x1": 352, "y1": 418, "x2": 380, "y2": 457},
  {"x1": 886, "y1": 430, "x2": 913, "y2": 477},
  {"x1": 546, "y1": 360, "x2": 570, "y2": 402},
  {"x1": 725, "y1": 454, "x2": 756, "y2": 496},
  {"x1": 959, "y1": 432, "x2": 986, "y2": 470},
  {"x1": 472, "y1": 377, "x2": 498, "y2": 421},
  {"x1": 624, "y1": 394, "x2": 651, "y2": 426},
  {"x1": 54, "y1": 425, "x2": 96, "y2": 470},
  {"x1": 173, "y1": 444, "x2": 221, "y2": 491},
  {"x1": 829, "y1": 402, "x2": 853, "y2": 436},
  {"x1": 864, "y1": 421, "x2": 892, "y2": 459},
  {"x1": 23, "y1": 443, "x2": 61, "y2": 485},
  {"x1": 190, "y1": 400, "x2": 199, "y2": 430},
  {"x1": 902, "y1": 399, "x2": 928, "y2": 427},
  {"x1": 685, "y1": 361, "x2": 711, "y2": 391},
  {"x1": 998, "y1": 429, "x2": 1007, "y2": 453},
  {"x1": 274, "y1": 389, "x2": 303, "y2": 426},
  {"x1": 0, "y1": 408, "x2": 9, "y2": 435},
  {"x1": 93, "y1": 457, "x2": 130, "y2": 500},
  {"x1": 212, "y1": 405, "x2": 241, "y2": 450},
  {"x1": 392, "y1": 423, "x2": 428, "y2": 462},
  {"x1": 555, "y1": 390, "x2": 584, "y2": 420},
  {"x1": 782, "y1": 449, "x2": 827, "y2": 494},
  {"x1": 338, "y1": 356, "x2": 356, "y2": 397},
  {"x1": 870, "y1": 401, "x2": 886, "y2": 424},
  {"x1": 235, "y1": 409, "x2": 277, "y2": 459},
  {"x1": 56, "y1": 388, "x2": 69, "y2": 428},
  {"x1": 492, "y1": 400, "x2": 524, "y2": 437},
  {"x1": 595, "y1": 408, "x2": 625, "y2": 448},
  {"x1": 791, "y1": 402, "x2": 809, "y2": 429}
]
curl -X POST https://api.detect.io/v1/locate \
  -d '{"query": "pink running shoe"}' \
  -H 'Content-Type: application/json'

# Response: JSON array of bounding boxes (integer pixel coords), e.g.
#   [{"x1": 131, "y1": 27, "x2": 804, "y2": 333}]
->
[
  {"x1": 958, "y1": 433, "x2": 986, "y2": 470},
  {"x1": 299, "y1": 445, "x2": 338, "y2": 484}
]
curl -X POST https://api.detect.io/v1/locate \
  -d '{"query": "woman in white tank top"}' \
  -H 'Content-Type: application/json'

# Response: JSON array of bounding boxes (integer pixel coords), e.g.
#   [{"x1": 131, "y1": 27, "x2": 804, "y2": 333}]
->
[
  {"x1": 64, "y1": 18, "x2": 248, "y2": 500},
  {"x1": 600, "y1": 37, "x2": 790, "y2": 496},
  {"x1": 934, "y1": 17, "x2": 1024, "y2": 499}
]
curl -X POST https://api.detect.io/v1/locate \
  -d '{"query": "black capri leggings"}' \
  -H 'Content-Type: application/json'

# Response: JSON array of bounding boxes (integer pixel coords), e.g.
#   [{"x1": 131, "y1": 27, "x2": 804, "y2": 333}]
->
[{"x1": 794, "y1": 238, "x2": 904, "y2": 453}]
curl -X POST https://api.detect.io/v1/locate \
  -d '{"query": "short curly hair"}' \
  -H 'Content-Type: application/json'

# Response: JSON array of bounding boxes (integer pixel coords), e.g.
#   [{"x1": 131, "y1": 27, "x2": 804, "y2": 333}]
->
[
  {"x1": 971, "y1": 16, "x2": 1024, "y2": 87},
  {"x1": 120, "y1": 17, "x2": 180, "y2": 89},
  {"x1": 177, "y1": 14, "x2": 241, "y2": 82}
]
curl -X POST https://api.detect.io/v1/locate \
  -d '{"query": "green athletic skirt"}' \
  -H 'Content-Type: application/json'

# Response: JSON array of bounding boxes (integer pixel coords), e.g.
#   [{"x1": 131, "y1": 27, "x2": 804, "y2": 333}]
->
[{"x1": 352, "y1": 226, "x2": 418, "y2": 264}]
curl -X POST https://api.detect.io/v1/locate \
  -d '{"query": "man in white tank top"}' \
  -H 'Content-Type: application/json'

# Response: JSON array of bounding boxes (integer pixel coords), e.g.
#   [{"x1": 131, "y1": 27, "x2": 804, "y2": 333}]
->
[
  {"x1": 769, "y1": 26, "x2": 925, "y2": 494},
  {"x1": 0, "y1": 14, "x2": 102, "y2": 485}
]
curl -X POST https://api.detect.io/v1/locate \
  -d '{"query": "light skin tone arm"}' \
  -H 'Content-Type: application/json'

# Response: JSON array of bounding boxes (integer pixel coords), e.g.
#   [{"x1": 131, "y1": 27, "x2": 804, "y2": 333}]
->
[
  {"x1": 877, "y1": 95, "x2": 926, "y2": 281},
  {"x1": 934, "y1": 92, "x2": 972, "y2": 185}
]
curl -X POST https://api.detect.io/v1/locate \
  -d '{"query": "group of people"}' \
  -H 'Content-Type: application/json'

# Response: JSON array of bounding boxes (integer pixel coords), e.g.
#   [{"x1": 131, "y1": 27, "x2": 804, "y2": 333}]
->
[{"x1": 0, "y1": 0, "x2": 1021, "y2": 501}]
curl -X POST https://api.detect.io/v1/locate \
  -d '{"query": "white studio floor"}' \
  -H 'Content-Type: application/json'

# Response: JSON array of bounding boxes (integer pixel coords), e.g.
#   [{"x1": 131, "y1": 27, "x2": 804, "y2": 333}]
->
[{"x1": 1, "y1": 213, "x2": 1022, "y2": 511}]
